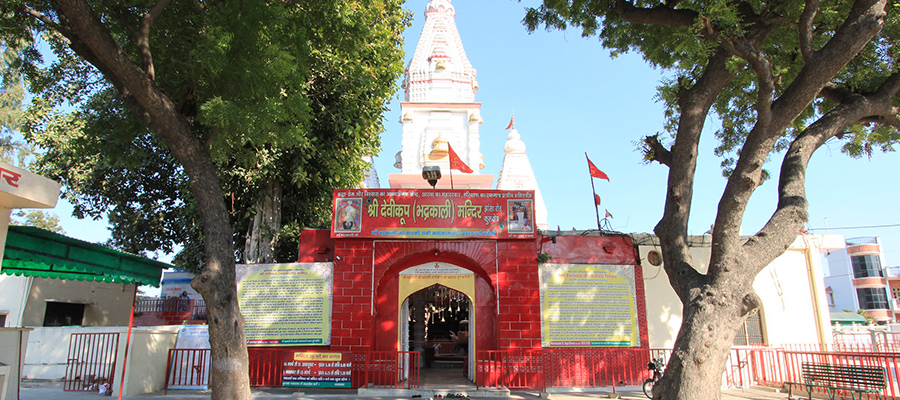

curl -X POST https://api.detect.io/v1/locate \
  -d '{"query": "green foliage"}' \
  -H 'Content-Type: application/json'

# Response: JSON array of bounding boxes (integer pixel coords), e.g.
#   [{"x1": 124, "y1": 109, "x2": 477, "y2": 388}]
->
[
  {"x1": 524, "y1": 0, "x2": 899, "y2": 166},
  {"x1": 11, "y1": 209, "x2": 63, "y2": 233},
  {"x1": 7, "y1": 0, "x2": 409, "y2": 268}
]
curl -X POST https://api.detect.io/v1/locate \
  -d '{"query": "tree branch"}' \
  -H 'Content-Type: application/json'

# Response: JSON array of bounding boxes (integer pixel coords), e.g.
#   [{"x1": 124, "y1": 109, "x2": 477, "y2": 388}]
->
[
  {"x1": 772, "y1": 0, "x2": 886, "y2": 129},
  {"x1": 136, "y1": 0, "x2": 172, "y2": 81},
  {"x1": 799, "y1": 0, "x2": 819, "y2": 61},
  {"x1": 18, "y1": 6, "x2": 73, "y2": 38},
  {"x1": 655, "y1": 48, "x2": 734, "y2": 302},
  {"x1": 746, "y1": 68, "x2": 900, "y2": 265},
  {"x1": 642, "y1": 134, "x2": 673, "y2": 167},
  {"x1": 613, "y1": 0, "x2": 698, "y2": 26}
]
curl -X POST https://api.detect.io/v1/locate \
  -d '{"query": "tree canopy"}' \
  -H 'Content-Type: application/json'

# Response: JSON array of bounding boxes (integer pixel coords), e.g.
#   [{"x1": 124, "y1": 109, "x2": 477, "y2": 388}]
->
[
  {"x1": 0, "y1": 1, "x2": 408, "y2": 398},
  {"x1": 10, "y1": 0, "x2": 408, "y2": 268},
  {"x1": 525, "y1": 0, "x2": 897, "y2": 399}
]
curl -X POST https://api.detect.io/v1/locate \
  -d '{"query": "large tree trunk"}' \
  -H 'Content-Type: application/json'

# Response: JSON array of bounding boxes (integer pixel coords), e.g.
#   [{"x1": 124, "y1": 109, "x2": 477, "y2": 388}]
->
[
  {"x1": 244, "y1": 179, "x2": 282, "y2": 264},
  {"x1": 49, "y1": 1, "x2": 251, "y2": 398},
  {"x1": 651, "y1": 276, "x2": 756, "y2": 400}
]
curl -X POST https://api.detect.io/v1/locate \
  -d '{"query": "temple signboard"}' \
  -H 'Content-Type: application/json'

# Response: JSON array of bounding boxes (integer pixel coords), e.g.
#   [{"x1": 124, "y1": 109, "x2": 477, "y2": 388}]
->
[{"x1": 331, "y1": 189, "x2": 536, "y2": 239}]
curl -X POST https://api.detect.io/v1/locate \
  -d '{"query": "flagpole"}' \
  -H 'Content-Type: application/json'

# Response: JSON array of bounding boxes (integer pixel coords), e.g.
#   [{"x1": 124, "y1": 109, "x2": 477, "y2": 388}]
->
[
  {"x1": 449, "y1": 161, "x2": 454, "y2": 190},
  {"x1": 586, "y1": 152, "x2": 601, "y2": 231}
]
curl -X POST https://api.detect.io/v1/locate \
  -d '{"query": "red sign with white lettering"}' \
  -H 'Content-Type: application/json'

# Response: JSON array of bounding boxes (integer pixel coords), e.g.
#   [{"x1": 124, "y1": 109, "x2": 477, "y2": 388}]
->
[{"x1": 331, "y1": 189, "x2": 536, "y2": 240}]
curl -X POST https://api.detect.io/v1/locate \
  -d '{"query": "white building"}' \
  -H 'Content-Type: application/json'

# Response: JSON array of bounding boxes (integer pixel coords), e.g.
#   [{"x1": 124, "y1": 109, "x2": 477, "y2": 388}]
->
[
  {"x1": 824, "y1": 236, "x2": 895, "y2": 323},
  {"x1": 637, "y1": 233, "x2": 845, "y2": 348}
]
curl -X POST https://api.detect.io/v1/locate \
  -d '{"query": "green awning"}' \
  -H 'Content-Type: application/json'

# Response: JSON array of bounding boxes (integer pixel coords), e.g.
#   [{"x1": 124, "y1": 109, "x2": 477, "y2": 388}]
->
[
  {"x1": 830, "y1": 311, "x2": 868, "y2": 325},
  {"x1": 0, "y1": 226, "x2": 169, "y2": 287}
]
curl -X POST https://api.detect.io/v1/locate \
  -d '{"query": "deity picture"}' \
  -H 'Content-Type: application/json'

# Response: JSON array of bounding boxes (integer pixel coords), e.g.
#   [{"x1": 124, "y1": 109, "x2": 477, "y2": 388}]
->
[
  {"x1": 507, "y1": 199, "x2": 534, "y2": 233},
  {"x1": 334, "y1": 198, "x2": 362, "y2": 233}
]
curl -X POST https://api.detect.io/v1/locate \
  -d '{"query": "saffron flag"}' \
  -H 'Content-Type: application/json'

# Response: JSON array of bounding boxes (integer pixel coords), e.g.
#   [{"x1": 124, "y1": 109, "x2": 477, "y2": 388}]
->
[
  {"x1": 505, "y1": 114, "x2": 515, "y2": 130},
  {"x1": 448, "y1": 144, "x2": 473, "y2": 173},
  {"x1": 605, "y1": 209, "x2": 613, "y2": 219},
  {"x1": 586, "y1": 154, "x2": 610, "y2": 181},
  {"x1": 594, "y1": 193, "x2": 601, "y2": 206}
]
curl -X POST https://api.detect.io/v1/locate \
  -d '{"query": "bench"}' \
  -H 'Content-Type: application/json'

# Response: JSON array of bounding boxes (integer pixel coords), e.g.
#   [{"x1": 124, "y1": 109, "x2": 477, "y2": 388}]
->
[{"x1": 784, "y1": 362, "x2": 886, "y2": 400}]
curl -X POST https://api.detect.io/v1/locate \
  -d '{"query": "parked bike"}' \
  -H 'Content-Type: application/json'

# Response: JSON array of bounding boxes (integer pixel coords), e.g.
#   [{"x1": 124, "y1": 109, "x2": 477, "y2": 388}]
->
[{"x1": 643, "y1": 357, "x2": 665, "y2": 398}]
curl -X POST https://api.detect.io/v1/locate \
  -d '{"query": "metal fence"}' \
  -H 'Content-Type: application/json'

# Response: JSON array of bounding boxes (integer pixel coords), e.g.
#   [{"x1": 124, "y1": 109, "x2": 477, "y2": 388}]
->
[
  {"x1": 476, "y1": 348, "x2": 648, "y2": 391},
  {"x1": 164, "y1": 349, "x2": 210, "y2": 394},
  {"x1": 64, "y1": 332, "x2": 119, "y2": 392},
  {"x1": 355, "y1": 351, "x2": 420, "y2": 389},
  {"x1": 159, "y1": 343, "x2": 900, "y2": 398}
]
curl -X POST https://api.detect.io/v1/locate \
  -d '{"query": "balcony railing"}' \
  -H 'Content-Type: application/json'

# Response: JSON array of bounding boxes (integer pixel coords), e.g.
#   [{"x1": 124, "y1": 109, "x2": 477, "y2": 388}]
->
[
  {"x1": 846, "y1": 237, "x2": 878, "y2": 245},
  {"x1": 134, "y1": 299, "x2": 207, "y2": 325}
]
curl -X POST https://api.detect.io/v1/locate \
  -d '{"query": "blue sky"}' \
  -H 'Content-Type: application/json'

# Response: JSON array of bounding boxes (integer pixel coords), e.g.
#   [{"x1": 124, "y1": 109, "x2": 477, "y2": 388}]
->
[
  {"x1": 370, "y1": 0, "x2": 900, "y2": 265},
  {"x1": 54, "y1": 0, "x2": 899, "y2": 267}
]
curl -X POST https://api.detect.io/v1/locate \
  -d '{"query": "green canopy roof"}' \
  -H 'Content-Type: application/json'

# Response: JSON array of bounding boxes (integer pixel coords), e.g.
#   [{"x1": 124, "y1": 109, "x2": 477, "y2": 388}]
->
[
  {"x1": 830, "y1": 311, "x2": 868, "y2": 325},
  {"x1": 0, "y1": 226, "x2": 169, "y2": 286}
]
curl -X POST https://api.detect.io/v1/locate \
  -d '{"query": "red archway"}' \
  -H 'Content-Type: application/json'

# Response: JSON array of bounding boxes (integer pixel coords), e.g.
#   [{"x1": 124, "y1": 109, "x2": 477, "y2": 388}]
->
[{"x1": 371, "y1": 241, "x2": 498, "y2": 358}]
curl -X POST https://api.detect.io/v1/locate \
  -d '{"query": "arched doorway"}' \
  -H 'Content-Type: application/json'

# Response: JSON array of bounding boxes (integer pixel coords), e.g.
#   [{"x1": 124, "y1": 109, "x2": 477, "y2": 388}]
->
[
  {"x1": 371, "y1": 241, "x2": 500, "y2": 387},
  {"x1": 398, "y1": 263, "x2": 476, "y2": 381},
  {"x1": 402, "y1": 285, "x2": 471, "y2": 367}
]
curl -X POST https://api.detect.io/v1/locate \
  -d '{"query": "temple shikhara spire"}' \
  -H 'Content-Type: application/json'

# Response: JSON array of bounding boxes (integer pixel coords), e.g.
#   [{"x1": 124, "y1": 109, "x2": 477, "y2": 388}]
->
[
  {"x1": 496, "y1": 114, "x2": 549, "y2": 230},
  {"x1": 387, "y1": 0, "x2": 548, "y2": 228},
  {"x1": 389, "y1": 0, "x2": 490, "y2": 189}
]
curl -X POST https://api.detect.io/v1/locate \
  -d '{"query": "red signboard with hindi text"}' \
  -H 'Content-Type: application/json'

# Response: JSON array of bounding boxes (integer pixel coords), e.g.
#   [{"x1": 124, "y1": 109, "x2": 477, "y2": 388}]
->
[{"x1": 331, "y1": 189, "x2": 536, "y2": 240}]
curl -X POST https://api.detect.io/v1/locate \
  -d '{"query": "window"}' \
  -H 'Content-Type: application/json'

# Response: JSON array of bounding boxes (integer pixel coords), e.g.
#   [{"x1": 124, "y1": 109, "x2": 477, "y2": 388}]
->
[
  {"x1": 851, "y1": 255, "x2": 883, "y2": 279},
  {"x1": 733, "y1": 311, "x2": 764, "y2": 346},
  {"x1": 857, "y1": 287, "x2": 890, "y2": 310},
  {"x1": 42, "y1": 302, "x2": 85, "y2": 327},
  {"x1": 0, "y1": 313, "x2": 6, "y2": 327}
]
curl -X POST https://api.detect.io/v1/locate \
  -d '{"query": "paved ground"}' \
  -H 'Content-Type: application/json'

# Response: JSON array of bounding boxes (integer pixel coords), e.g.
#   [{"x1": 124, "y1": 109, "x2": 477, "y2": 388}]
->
[{"x1": 16, "y1": 381, "x2": 795, "y2": 400}]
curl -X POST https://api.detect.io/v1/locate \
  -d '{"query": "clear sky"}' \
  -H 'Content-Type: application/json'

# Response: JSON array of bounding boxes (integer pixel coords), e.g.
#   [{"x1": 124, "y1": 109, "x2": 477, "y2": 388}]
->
[
  {"x1": 370, "y1": 0, "x2": 900, "y2": 265},
  {"x1": 53, "y1": 0, "x2": 899, "y2": 268}
]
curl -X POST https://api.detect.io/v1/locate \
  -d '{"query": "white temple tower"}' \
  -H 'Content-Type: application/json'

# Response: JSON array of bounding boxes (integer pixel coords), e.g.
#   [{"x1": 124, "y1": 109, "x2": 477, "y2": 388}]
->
[
  {"x1": 495, "y1": 117, "x2": 549, "y2": 230},
  {"x1": 389, "y1": 0, "x2": 492, "y2": 189}
]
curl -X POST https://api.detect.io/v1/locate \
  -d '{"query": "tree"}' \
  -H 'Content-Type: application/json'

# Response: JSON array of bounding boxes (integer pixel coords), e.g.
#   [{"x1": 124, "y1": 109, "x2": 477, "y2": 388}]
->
[
  {"x1": 2, "y1": 39, "x2": 63, "y2": 231},
  {"x1": 1, "y1": 40, "x2": 27, "y2": 163},
  {"x1": 1, "y1": 1, "x2": 407, "y2": 398},
  {"x1": 525, "y1": 0, "x2": 898, "y2": 398}
]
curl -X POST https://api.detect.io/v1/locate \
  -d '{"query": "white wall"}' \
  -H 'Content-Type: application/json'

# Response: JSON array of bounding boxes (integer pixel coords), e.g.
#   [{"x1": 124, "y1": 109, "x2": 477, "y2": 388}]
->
[
  {"x1": 824, "y1": 248, "x2": 858, "y2": 313},
  {"x1": 0, "y1": 275, "x2": 30, "y2": 327},
  {"x1": 22, "y1": 325, "x2": 178, "y2": 396},
  {"x1": 639, "y1": 234, "x2": 837, "y2": 348},
  {"x1": 0, "y1": 328, "x2": 31, "y2": 400}
]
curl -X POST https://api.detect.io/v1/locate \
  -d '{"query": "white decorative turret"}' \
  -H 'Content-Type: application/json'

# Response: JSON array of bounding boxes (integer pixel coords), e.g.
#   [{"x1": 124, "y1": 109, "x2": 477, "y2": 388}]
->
[
  {"x1": 404, "y1": 0, "x2": 477, "y2": 103},
  {"x1": 390, "y1": 0, "x2": 492, "y2": 189},
  {"x1": 359, "y1": 156, "x2": 380, "y2": 189},
  {"x1": 496, "y1": 115, "x2": 549, "y2": 230}
]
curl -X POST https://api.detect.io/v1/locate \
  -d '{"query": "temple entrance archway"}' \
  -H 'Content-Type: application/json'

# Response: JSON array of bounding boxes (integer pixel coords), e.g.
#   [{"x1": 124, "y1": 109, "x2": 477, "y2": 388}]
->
[{"x1": 398, "y1": 263, "x2": 476, "y2": 381}]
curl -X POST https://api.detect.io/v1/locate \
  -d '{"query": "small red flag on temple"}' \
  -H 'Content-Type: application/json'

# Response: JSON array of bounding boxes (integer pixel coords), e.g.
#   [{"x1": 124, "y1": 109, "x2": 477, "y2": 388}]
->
[
  {"x1": 448, "y1": 144, "x2": 473, "y2": 173},
  {"x1": 594, "y1": 193, "x2": 601, "y2": 206},
  {"x1": 505, "y1": 112, "x2": 515, "y2": 130},
  {"x1": 605, "y1": 209, "x2": 613, "y2": 219},
  {"x1": 586, "y1": 154, "x2": 610, "y2": 181}
]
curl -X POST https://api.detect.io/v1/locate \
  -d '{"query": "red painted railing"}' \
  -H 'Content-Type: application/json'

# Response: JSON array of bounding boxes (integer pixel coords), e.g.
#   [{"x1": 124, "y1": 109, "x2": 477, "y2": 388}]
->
[
  {"x1": 476, "y1": 349, "x2": 543, "y2": 390},
  {"x1": 477, "y1": 348, "x2": 648, "y2": 391},
  {"x1": 355, "y1": 351, "x2": 420, "y2": 389},
  {"x1": 248, "y1": 347, "x2": 284, "y2": 387},
  {"x1": 164, "y1": 349, "x2": 210, "y2": 394}
]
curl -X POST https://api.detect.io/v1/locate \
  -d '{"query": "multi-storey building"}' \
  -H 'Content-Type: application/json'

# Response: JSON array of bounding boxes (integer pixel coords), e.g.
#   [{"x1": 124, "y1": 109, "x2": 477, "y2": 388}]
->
[{"x1": 825, "y1": 237, "x2": 893, "y2": 323}]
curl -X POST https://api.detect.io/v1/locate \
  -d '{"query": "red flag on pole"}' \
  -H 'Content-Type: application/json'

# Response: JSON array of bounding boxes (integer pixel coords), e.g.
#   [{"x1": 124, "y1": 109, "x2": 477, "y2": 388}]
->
[
  {"x1": 448, "y1": 144, "x2": 473, "y2": 173},
  {"x1": 605, "y1": 209, "x2": 613, "y2": 219},
  {"x1": 586, "y1": 154, "x2": 610, "y2": 181},
  {"x1": 505, "y1": 113, "x2": 515, "y2": 130},
  {"x1": 594, "y1": 193, "x2": 601, "y2": 206}
]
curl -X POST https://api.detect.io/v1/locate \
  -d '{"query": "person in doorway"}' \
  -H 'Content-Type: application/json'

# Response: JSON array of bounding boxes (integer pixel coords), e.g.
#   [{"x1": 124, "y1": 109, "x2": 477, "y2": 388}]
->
[{"x1": 450, "y1": 319, "x2": 469, "y2": 355}]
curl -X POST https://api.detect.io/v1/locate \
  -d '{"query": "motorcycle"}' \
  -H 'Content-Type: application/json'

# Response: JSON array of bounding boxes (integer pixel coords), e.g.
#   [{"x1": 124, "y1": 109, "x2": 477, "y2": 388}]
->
[{"x1": 643, "y1": 357, "x2": 665, "y2": 398}]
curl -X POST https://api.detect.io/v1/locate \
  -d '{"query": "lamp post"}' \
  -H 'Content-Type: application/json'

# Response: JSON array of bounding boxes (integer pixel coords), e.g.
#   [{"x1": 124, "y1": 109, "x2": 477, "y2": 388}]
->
[{"x1": 422, "y1": 166, "x2": 441, "y2": 189}]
